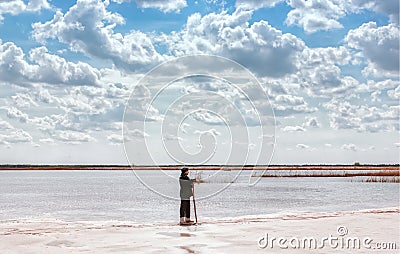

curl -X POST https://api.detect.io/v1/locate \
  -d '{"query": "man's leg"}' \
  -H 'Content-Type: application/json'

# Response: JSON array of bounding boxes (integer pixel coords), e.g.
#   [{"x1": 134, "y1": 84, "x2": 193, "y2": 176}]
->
[
  {"x1": 184, "y1": 200, "x2": 193, "y2": 222},
  {"x1": 180, "y1": 200, "x2": 186, "y2": 223},
  {"x1": 180, "y1": 200, "x2": 185, "y2": 218}
]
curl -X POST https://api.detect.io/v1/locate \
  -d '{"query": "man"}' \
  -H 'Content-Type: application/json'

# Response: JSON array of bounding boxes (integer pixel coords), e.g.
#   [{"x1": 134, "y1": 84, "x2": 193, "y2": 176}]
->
[{"x1": 179, "y1": 167, "x2": 195, "y2": 225}]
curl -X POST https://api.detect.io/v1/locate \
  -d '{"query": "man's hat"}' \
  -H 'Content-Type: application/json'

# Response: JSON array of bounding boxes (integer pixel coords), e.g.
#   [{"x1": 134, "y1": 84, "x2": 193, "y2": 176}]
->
[{"x1": 181, "y1": 167, "x2": 189, "y2": 173}]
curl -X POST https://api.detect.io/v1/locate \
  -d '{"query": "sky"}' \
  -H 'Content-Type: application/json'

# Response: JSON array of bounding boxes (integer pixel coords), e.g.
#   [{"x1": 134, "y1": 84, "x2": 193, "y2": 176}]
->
[{"x1": 0, "y1": 0, "x2": 399, "y2": 165}]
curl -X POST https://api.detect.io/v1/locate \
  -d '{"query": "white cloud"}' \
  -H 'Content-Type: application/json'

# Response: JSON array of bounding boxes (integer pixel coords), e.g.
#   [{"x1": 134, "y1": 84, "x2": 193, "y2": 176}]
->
[
  {"x1": 285, "y1": 0, "x2": 399, "y2": 33},
  {"x1": 324, "y1": 99, "x2": 399, "y2": 132},
  {"x1": 295, "y1": 47, "x2": 361, "y2": 98},
  {"x1": 6, "y1": 107, "x2": 29, "y2": 123},
  {"x1": 0, "y1": 40, "x2": 35, "y2": 85},
  {"x1": 32, "y1": 0, "x2": 164, "y2": 72},
  {"x1": 0, "y1": 128, "x2": 33, "y2": 146},
  {"x1": 0, "y1": 41, "x2": 101, "y2": 86},
  {"x1": 11, "y1": 93, "x2": 38, "y2": 108},
  {"x1": 0, "y1": 117, "x2": 13, "y2": 130},
  {"x1": 286, "y1": 0, "x2": 345, "y2": 33},
  {"x1": 293, "y1": 46, "x2": 361, "y2": 98},
  {"x1": 387, "y1": 85, "x2": 400, "y2": 99},
  {"x1": 303, "y1": 117, "x2": 320, "y2": 128},
  {"x1": 1, "y1": 114, "x2": 33, "y2": 147},
  {"x1": 345, "y1": 22, "x2": 399, "y2": 77},
  {"x1": 123, "y1": 128, "x2": 149, "y2": 141},
  {"x1": 107, "y1": 133, "x2": 123, "y2": 144},
  {"x1": 356, "y1": 0, "x2": 399, "y2": 25},
  {"x1": 39, "y1": 137, "x2": 55, "y2": 144},
  {"x1": 135, "y1": 0, "x2": 187, "y2": 13},
  {"x1": 272, "y1": 94, "x2": 317, "y2": 116},
  {"x1": 192, "y1": 111, "x2": 224, "y2": 125},
  {"x1": 296, "y1": 143, "x2": 309, "y2": 149},
  {"x1": 29, "y1": 47, "x2": 101, "y2": 86},
  {"x1": 235, "y1": 0, "x2": 282, "y2": 9},
  {"x1": 194, "y1": 128, "x2": 221, "y2": 136},
  {"x1": 341, "y1": 143, "x2": 358, "y2": 151},
  {"x1": 300, "y1": 46, "x2": 351, "y2": 67},
  {"x1": 113, "y1": 0, "x2": 187, "y2": 13},
  {"x1": 160, "y1": 8, "x2": 305, "y2": 77},
  {"x1": 0, "y1": 0, "x2": 50, "y2": 22},
  {"x1": 124, "y1": 84, "x2": 162, "y2": 122},
  {"x1": 56, "y1": 130, "x2": 96, "y2": 144},
  {"x1": 282, "y1": 125, "x2": 306, "y2": 132},
  {"x1": 370, "y1": 79, "x2": 399, "y2": 90}
]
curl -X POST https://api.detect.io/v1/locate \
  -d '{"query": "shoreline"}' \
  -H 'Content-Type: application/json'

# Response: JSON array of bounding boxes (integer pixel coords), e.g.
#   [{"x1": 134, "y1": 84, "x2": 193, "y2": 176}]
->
[
  {"x1": 1, "y1": 207, "x2": 398, "y2": 253},
  {"x1": 1, "y1": 207, "x2": 398, "y2": 225},
  {"x1": 0, "y1": 165, "x2": 399, "y2": 171}
]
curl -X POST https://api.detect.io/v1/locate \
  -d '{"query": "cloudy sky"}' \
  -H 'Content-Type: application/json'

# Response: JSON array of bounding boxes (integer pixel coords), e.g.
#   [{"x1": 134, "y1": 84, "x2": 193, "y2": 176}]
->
[{"x1": 0, "y1": 0, "x2": 398, "y2": 165}]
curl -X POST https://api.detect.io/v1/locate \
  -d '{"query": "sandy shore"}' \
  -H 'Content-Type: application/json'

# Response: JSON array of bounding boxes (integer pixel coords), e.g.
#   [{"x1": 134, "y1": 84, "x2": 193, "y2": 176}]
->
[{"x1": 0, "y1": 208, "x2": 398, "y2": 254}]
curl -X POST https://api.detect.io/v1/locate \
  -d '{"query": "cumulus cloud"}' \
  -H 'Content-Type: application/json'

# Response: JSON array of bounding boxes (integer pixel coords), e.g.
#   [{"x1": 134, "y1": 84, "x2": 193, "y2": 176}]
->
[
  {"x1": 160, "y1": 8, "x2": 305, "y2": 77},
  {"x1": 286, "y1": 0, "x2": 344, "y2": 33},
  {"x1": 39, "y1": 137, "x2": 55, "y2": 144},
  {"x1": 295, "y1": 46, "x2": 360, "y2": 97},
  {"x1": 6, "y1": 107, "x2": 29, "y2": 123},
  {"x1": 194, "y1": 128, "x2": 221, "y2": 136},
  {"x1": 123, "y1": 127, "x2": 149, "y2": 141},
  {"x1": 29, "y1": 47, "x2": 101, "y2": 86},
  {"x1": 136, "y1": 0, "x2": 187, "y2": 13},
  {"x1": 284, "y1": 0, "x2": 399, "y2": 33},
  {"x1": 272, "y1": 93, "x2": 317, "y2": 116},
  {"x1": 0, "y1": 128, "x2": 33, "y2": 146},
  {"x1": 0, "y1": 41, "x2": 101, "y2": 86},
  {"x1": 32, "y1": 0, "x2": 164, "y2": 72},
  {"x1": 341, "y1": 143, "x2": 358, "y2": 151},
  {"x1": 235, "y1": 0, "x2": 282, "y2": 9},
  {"x1": 282, "y1": 125, "x2": 306, "y2": 132},
  {"x1": 0, "y1": 117, "x2": 13, "y2": 130},
  {"x1": 356, "y1": 0, "x2": 399, "y2": 25},
  {"x1": 296, "y1": 143, "x2": 309, "y2": 149},
  {"x1": 303, "y1": 117, "x2": 320, "y2": 128},
  {"x1": 107, "y1": 133, "x2": 123, "y2": 144},
  {"x1": 324, "y1": 99, "x2": 399, "y2": 132},
  {"x1": 112, "y1": 0, "x2": 187, "y2": 13},
  {"x1": 345, "y1": 22, "x2": 399, "y2": 77},
  {"x1": 1, "y1": 107, "x2": 34, "y2": 147},
  {"x1": 387, "y1": 85, "x2": 400, "y2": 99},
  {"x1": 0, "y1": 0, "x2": 51, "y2": 22},
  {"x1": 11, "y1": 93, "x2": 38, "y2": 108},
  {"x1": 56, "y1": 130, "x2": 96, "y2": 144}
]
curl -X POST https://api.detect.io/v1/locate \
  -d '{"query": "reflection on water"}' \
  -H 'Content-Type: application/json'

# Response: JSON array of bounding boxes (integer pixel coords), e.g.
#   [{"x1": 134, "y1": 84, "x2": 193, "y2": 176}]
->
[{"x1": 0, "y1": 170, "x2": 398, "y2": 223}]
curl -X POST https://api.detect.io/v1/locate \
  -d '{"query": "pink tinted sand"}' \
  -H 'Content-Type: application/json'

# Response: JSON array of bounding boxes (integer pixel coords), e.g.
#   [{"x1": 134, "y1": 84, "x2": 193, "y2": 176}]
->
[{"x1": 0, "y1": 208, "x2": 398, "y2": 254}]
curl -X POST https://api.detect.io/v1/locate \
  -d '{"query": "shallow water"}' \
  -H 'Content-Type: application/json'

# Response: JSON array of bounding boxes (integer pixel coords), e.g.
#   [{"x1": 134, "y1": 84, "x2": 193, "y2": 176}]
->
[{"x1": 0, "y1": 170, "x2": 398, "y2": 223}]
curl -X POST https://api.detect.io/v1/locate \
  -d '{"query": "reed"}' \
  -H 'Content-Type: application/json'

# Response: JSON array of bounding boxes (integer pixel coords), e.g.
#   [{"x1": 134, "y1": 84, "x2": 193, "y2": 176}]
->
[{"x1": 261, "y1": 170, "x2": 399, "y2": 177}]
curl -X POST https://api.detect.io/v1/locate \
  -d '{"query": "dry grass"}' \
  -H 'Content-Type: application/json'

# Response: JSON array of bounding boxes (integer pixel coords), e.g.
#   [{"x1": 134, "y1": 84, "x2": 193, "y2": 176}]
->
[
  {"x1": 260, "y1": 169, "x2": 399, "y2": 183},
  {"x1": 363, "y1": 177, "x2": 400, "y2": 183},
  {"x1": 261, "y1": 170, "x2": 399, "y2": 178}
]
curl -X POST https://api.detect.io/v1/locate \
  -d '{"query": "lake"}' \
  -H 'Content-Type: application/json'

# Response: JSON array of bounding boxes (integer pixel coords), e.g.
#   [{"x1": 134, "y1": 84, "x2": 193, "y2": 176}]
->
[{"x1": 0, "y1": 170, "x2": 398, "y2": 223}]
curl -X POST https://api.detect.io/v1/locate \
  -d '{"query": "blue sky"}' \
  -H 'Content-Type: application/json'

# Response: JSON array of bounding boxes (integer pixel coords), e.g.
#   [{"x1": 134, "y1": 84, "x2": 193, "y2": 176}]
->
[{"x1": 0, "y1": 0, "x2": 399, "y2": 165}]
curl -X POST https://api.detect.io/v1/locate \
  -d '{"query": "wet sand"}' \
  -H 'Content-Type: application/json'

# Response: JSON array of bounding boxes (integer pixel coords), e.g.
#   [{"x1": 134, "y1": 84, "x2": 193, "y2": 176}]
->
[{"x1": 0, "y1": 208, "x2": 398, "y2": 253}]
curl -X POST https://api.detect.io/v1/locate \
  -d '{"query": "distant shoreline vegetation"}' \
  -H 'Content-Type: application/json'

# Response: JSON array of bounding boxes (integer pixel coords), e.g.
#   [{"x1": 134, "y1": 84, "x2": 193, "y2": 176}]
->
[
  {"x1": 1, "y1": 164, "x2": 398, "y2": 182},
  {"x1": 0, "y1": 164, "x2": 398, "y2": 170}
]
